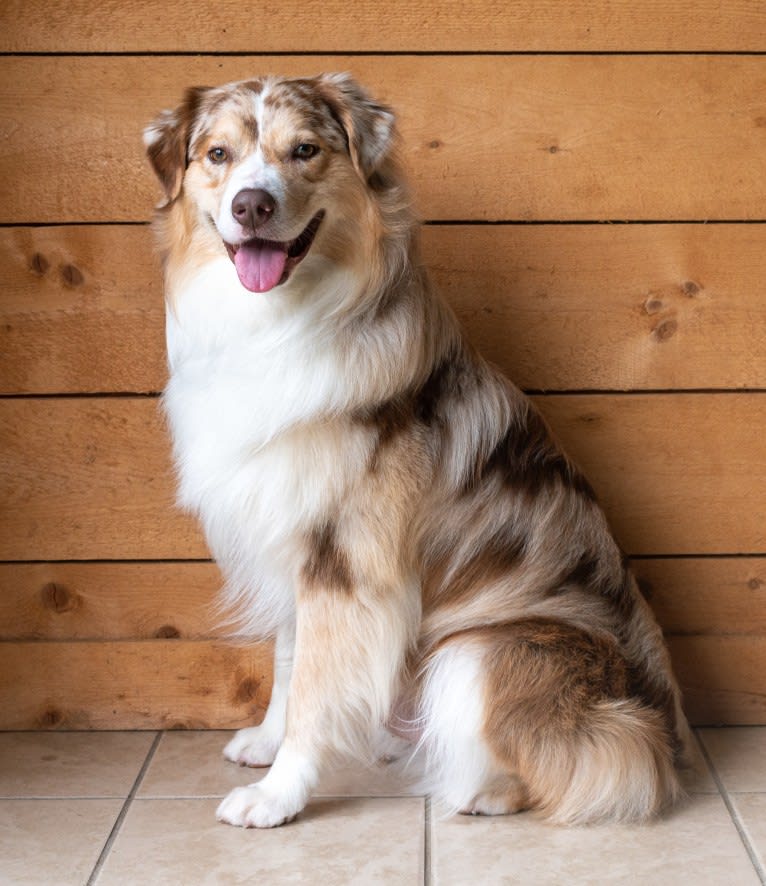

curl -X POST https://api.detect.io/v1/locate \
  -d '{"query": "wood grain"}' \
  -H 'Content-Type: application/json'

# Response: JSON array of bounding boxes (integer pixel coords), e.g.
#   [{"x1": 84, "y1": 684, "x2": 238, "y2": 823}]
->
[
  {"x1": 1, "y1": 226, "x2": 166, "y2": 394},
  {"x1": 668, "y1": 636, "x2": 766, "y2": 725},
  {"x1": 2, "y1": 558, "x2": 763, "y2": 641},
  {"x1": 538, "y1": 394, "x2": 766, "y2": 556},
  {"x1": 0, "y1": 397, "x2": 204, "y2": 561},
  {"x1": 3, "y1": 56, "x2": 766, "y2": 223},
  {"x1": 0, "y1": 562, "x2": 223, "y2": 641},
  {"x1": 1, "y1": 395, "x2": 764, "y2": 560},
  {"x1": 0, "y1": 640, "x2": 273, "y2": 731},
  {"x1": 3, "y1": 224, "x2": 765, "y2": 394},
  {"x1": 2, "y1": 1, "x2": 764, "y2": 52},
  {"x1": 635, "y1": 558, "x2": 766, "y2": 637}
]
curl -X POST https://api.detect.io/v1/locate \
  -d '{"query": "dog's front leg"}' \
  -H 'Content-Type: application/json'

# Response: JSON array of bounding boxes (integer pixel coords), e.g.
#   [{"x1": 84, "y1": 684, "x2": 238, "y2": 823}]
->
[
  {"x1": 216, "y1": 583, "x2": 414, "y2": 828},
  {"x1": 223, "y1": 619, "x2": 295, "y2": 767}
]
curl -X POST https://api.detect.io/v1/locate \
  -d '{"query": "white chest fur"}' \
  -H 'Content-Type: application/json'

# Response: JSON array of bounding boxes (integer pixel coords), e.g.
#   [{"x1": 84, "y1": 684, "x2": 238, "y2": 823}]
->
[{"x1": 163, "y1": 262, "x2": 371, "y2": 632}]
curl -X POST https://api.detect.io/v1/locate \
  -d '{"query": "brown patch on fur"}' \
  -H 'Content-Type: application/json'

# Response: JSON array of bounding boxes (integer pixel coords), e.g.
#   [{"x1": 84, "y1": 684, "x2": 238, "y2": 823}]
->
[
  {"x1": 302, "y1": 521, "x2": 354, "y2": 593},
  {"x1": 422, "y1": 526, "x2": 528, "y2": 610},
  {"x1": 468, "y1": 401, "x2": 597, "y2": 502},
  {"x1": 481, "y1": 620, "x2": 630, "y2": 742},
  {"x1": 557, "y1": 551, "x2": 636, "y2": 619},
  {"x1": 145, "y1": 86, "x2": 211, "y2": 203},
  {"x1": 474, "y1": 618, "x2": 679, "y2": 769},
  {"x1": 354, "y1": 350, "x2": 464, "y2": 472}
]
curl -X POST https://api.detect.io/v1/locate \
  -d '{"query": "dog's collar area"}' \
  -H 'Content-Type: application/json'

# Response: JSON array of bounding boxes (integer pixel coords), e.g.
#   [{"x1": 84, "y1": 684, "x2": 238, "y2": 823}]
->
[{"x1": 225, "y1": 210, "x2": 325, "y2": 293}]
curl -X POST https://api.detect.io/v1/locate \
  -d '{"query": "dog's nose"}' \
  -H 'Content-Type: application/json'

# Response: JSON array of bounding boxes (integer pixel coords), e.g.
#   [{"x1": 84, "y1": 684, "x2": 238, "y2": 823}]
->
[{"x1": 231, "y1": 188, "x2": 276, "y2": 231}]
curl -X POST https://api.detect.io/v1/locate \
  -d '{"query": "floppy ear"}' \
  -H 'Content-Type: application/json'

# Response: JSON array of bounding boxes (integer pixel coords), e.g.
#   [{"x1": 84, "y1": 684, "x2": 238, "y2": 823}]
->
[
  {"x1": 143, "y1": 86, "x2": 210, "y2": 204},
  {"x1": 315, "y1": 73, "x2": 396, "y2": 180}
]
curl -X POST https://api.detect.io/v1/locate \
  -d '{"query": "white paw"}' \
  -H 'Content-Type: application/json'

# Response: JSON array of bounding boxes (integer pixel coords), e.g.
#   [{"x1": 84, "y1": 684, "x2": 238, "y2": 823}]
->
[
  {"x1": 223, "y1": 726, "x2": 281, "y2": 768},
  {"x1": 216, "y1": 784, "x2": 299, "y2": 828}
]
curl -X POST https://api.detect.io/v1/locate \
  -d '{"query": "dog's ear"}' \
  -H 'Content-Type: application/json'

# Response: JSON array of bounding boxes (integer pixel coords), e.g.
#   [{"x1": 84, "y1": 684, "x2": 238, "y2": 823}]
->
[
  {"x1": 143, "y1": 87, "x2": 210, "y2": 205},
  {"x1": 315, "y1": 73, "x2": 396, "y2": 180}
]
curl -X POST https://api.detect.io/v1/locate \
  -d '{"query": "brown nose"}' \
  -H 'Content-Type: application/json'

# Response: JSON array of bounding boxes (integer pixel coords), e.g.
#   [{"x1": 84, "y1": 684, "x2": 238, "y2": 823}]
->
[{"x1": 231, "y1": 188, "x2": 276, "y2": 231}]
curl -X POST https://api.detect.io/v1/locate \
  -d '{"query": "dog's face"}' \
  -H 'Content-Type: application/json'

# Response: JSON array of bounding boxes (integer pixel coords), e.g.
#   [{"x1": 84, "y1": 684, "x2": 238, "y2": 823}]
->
[{"x1": 144, "y1": 74, "x2": 396, "y2": 293}]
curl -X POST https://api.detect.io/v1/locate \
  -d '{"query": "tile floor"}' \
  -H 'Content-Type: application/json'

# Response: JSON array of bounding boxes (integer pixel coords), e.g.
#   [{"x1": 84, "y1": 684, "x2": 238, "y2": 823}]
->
[{"x1": 0, "y1": 728, "x2": 764, "y2": 884}]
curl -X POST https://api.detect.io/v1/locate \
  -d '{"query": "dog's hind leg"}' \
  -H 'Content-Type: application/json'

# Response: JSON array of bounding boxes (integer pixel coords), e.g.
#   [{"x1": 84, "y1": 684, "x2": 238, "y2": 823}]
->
[
  {"x1": 420, "y1": 620, "x2": 682, "y2": 823},
  {"x1": 223, "y1": 619, "x2": 294, "y2": 767},
  {"x1": 418, "y1": 639, "x2": 529, "y2": 817}
]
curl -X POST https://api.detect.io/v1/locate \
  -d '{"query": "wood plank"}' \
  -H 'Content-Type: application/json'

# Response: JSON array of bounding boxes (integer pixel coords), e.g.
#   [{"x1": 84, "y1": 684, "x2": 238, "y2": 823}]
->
[
  {"x1": 3, "y1": 224, "x2": 765, "y2": 394},
  {"x1": 2, "y1": 558, "x2": 763, "y2": 641},
  {"x1": 3, "y1": 56, "x2": 766, "y2": 223},
  {"x1": 0, "y1": 636, "x2": 760, "y2": 729},
  {"x1": 1, "y1": 395, "x2": 764, "y2": 560},
  {"x1": 0, "y1": 562, "x2": 223, "y2": 641},
  {"x1": 634, "y1": 558, "x2": 766, "y2": 636},
  {"x1": 429, "y1": 224, "x2": 766, "y2": 392},
  {"x1": 2, "y1": 1, "x2": 764, "y2": 52},
  {"x1": 668, "y1": 636, "x2": 766, "y2": 726},
  {"x1": 0, "y1": 640, "x2": 272, "y2": 730},
  {"x1": 536, "y1": 395, "x2": 766, "y2": 556},
  {"x1": 0, "y1": 397, "x2": 206, "y2": 561},
  {"x1": 0, "y1": 226, "x2": 166, "y2": 394}
]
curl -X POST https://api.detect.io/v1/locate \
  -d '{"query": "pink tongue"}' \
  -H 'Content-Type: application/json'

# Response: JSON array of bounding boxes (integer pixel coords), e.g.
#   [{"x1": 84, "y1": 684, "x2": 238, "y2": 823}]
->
[{"x1": 233, "y1": 240, "x2": 288, "y2": 293}]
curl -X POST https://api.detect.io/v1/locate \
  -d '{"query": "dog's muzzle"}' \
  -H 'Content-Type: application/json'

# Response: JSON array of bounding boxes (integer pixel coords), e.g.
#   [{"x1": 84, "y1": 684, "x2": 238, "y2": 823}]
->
[{"x1": 225, "y1": 189, "x2": 324, "y2": 293}]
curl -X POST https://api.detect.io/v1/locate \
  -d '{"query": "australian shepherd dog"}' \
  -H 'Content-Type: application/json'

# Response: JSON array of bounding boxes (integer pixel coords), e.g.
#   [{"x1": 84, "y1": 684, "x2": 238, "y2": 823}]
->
[{"x1": 144, "y1": 73, "x2": 688, "y2": 828}]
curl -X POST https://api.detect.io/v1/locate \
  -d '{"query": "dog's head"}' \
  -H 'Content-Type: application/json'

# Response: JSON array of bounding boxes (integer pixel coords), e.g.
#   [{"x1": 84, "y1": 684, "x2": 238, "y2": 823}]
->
[{"x1": 144, "y1": 73, "x2": 398, "y2": 294}]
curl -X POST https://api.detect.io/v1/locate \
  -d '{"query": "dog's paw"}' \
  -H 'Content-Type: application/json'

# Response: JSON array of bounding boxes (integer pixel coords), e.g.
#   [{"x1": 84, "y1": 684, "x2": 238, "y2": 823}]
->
[
  {"x1": 223, "y1": 726, "x2": 281, "y2": 768},
  {"x1": 216, "y1": 784, "x2": 299, "y2": 828}
]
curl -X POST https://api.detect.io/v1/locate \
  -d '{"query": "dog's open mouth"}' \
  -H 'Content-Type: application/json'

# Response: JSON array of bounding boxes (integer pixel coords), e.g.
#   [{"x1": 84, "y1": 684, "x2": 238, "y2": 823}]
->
[{"x1": 225, "y1": 211, "x2": 325, "y2": 293}]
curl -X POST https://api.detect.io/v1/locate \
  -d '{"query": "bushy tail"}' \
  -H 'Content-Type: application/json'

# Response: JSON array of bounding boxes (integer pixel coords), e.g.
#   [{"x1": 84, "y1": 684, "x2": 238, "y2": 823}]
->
[{"x1": 526, "y1": 699, "x2": 683, "y2": 824}]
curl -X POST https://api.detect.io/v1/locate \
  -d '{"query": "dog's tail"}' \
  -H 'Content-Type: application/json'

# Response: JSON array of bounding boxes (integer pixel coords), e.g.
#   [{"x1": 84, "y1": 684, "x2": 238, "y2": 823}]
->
[{"x1": 524, "y1": 698, "x2": 683, "y2": 824}]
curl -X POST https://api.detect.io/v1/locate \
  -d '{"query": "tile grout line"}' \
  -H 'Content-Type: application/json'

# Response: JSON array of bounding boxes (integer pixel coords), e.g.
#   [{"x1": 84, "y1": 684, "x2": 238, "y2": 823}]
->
[
  {"x1": 85, "y1": 731, "x2": 164, "y2": 886},
  {"x1": 694, "y1": 732, "x2": 766, "y2": 885},
  {"x1": 424, "y1": 796, "x2": 432, "y2": 886}
]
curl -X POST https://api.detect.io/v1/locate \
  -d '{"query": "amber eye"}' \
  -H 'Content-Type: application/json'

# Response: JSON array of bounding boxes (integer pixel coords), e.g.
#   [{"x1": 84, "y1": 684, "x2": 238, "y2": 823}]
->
[
  {"x1": 292, "y1": 143, "x2": 319, "y2": 161},
  {"x1": 207, "y1": 146, "x2": 229, "y2": 164}
]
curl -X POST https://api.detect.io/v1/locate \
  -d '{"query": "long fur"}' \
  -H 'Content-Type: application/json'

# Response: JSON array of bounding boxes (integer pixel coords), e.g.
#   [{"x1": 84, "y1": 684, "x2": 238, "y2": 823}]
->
[{"x1": 144, "y1": 73, "x2": 689, "y2": 829}]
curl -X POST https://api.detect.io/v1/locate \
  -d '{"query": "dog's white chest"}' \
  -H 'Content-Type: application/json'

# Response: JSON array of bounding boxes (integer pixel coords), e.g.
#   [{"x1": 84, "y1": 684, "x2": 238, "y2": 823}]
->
[{"x1": 163, "y1": 312, "x2": 371, "y2": 576}]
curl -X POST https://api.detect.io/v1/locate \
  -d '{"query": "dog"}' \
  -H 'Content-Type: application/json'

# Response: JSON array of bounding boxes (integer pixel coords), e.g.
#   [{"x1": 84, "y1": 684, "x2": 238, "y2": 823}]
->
[{"x1": 144, "y1": 73, "x2": 689, "y2": 829}]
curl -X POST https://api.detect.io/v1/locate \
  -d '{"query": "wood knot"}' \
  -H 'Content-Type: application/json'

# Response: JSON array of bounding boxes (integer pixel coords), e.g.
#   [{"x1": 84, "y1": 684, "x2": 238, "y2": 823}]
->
[
  {"x1": 683, "y1": 280, "x2": 701, "y2": 297},
  {"x1": 644, "y1": 297, "x2": 664, "y2": 315},
  {"x1": 748, "y1": 577, "x2": 763, "y2": 590},
  {"x1": 653, "y1": 318, "x2": 678, "y2": 342},
  {"x1": 39, "y1": 708, "x2": 63, "y2": 728},
  {"x1": 60, "y1": 264, "x2": 85, "y2": 287},
  {"x1": 40, "y1": 582, "x2": 78, "y2": 613},
  {"x1": 155, "y1": 624, "x2": 181, "y2": 638},
  {"x1": 29, "y1": 253, "x2": 50, "y2": 276},
  {"x1": 234, "y1": 677, "x2": 260, "y2": 704},
  {"x1": 548, "y1": 144, "x2": 559, "y2": 154},
  {"x1": 428, "y1": 139, "x2": 442, "y2": 149}
]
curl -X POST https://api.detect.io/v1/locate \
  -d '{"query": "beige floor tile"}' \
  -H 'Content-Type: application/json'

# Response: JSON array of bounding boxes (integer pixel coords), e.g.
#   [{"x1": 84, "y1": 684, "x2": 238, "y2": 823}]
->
[
  {"x1": 98, "y1": 797, "x2": 424, "y2": 885},
  {"x1": 139, "y1": 730, "x2": 424, "y2": 798},
  {"x1": 730, "y1": 793, "x2": 766, "y2": 873},
  {"x1": 0, "y1": 798, "x2": 122, "y2": 885},
  {"x1": 698, "y1": 727, "x2": 766, "y2": 792},
  {"x1": 0, "y1": 732, "x2": 156, "y2": 798},
  {"x1": 138, "y1": 731, "x2": 260, "y2": 797},
  {"x1": 431, "y1": 794, "x2": 761, "y2": 885}
]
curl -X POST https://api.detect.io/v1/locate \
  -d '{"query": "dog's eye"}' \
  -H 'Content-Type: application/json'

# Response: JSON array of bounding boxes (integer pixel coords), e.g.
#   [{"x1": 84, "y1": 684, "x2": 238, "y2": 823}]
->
[
  {"x1": 292, "y1": 143, "x2": 319, "y2": 161},
  {"x1": 207, "y1": 147, "x2": 229, "y2": 164}
]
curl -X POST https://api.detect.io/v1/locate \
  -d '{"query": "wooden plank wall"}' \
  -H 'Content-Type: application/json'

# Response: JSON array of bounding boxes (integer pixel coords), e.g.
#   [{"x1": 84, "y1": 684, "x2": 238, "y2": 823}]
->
[{"x1": 1, "y1": 2, "x2": 765, "y2": 729}]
